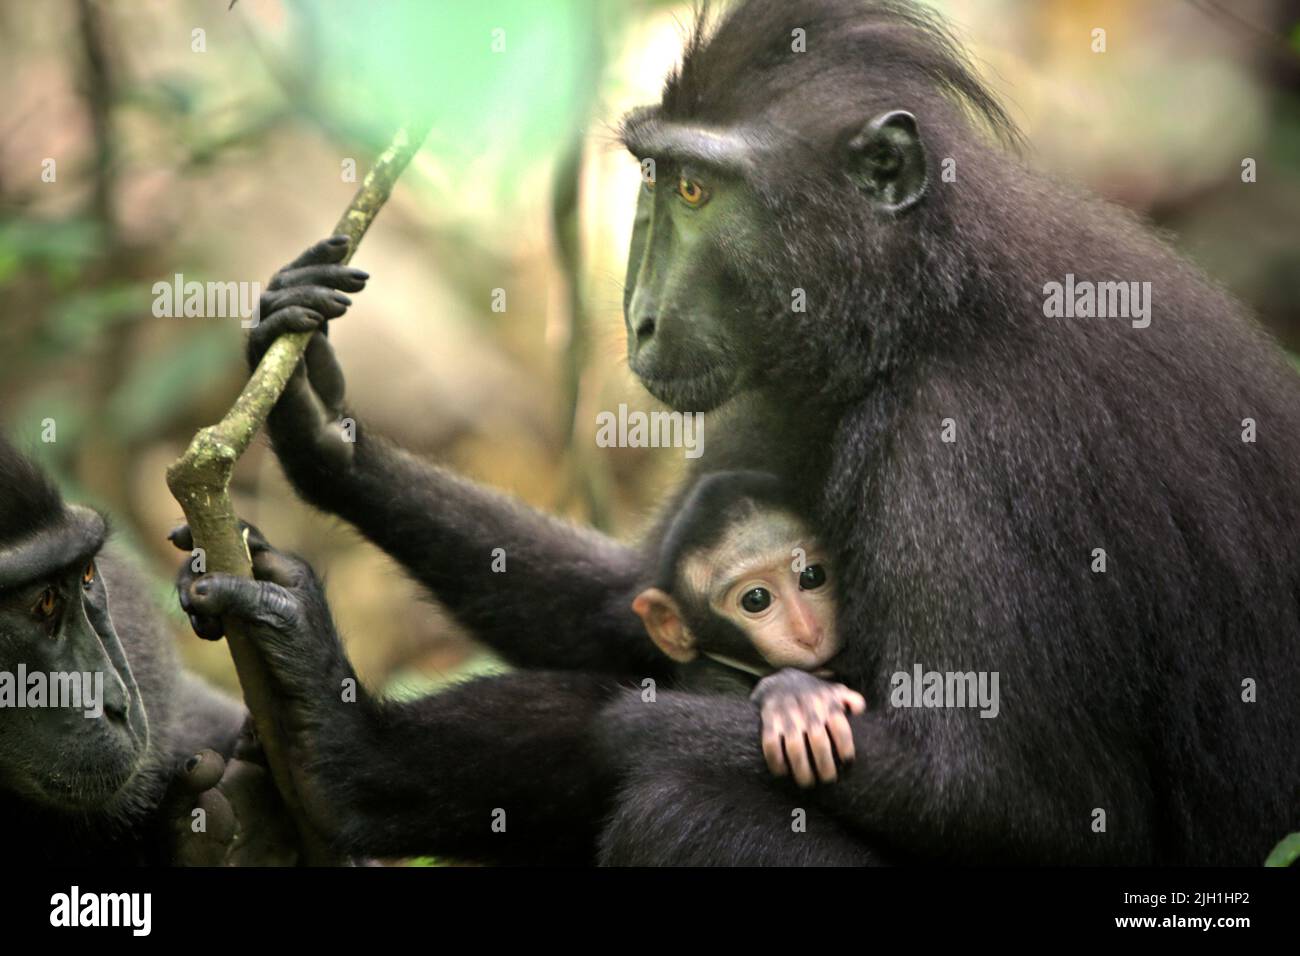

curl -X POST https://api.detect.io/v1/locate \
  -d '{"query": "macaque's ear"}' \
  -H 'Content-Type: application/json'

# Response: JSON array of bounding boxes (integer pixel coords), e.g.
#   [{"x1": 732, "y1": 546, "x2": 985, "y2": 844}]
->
[
  {"x1": 632, "y1": 587, "x2": 697, "y2": 662},
  {"x1": 846, "y1": 109, "x2": 928, "y2": 214}
]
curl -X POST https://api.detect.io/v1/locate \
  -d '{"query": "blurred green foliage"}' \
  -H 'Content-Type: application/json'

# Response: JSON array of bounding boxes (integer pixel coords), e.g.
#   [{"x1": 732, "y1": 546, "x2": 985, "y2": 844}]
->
[{"x1": 307, "y1": 0, "x2": 601, "y2": 202}]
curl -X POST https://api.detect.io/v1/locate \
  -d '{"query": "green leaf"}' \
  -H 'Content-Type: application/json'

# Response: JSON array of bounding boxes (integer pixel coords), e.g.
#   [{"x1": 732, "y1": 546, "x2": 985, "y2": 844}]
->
[{"x1": 1264, "y1": 832, "x2": 1300, "y2": 867}]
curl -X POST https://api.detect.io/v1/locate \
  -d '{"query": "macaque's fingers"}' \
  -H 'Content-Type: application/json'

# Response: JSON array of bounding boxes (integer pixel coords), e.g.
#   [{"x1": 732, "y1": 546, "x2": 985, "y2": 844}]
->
[
  {"x1": 304, "y1": 331, "x2": 348, "y2": 413},
  {"x1": 169, "y1": 518, "x2": 268, "y2": 558},
  {"x1": 806, "y1": 725, "x2": 838, "y2": 784},
  {"x1": 232, "y1": 716, "x2": 264, "y2": 764},
  {"x1": 195, "y1": 787, "x2": 237, "y2": 845},
  {"x1": 170, "y1": 529, "x2": 225, "y2": 641},
  {"x1": 281, "y1": 235, "x2": 351, "y2": 272},
  {"x1": 247, "y1": 307, "x2": 325, "y2": 368},
  {"x1": 837, "y1": 688, "x2": 867, "y2": 715},
  {"x1": 828, "y1": 710, "x2": 856, "y2": 764},
  {"x1": 249, "y1": 549, "x2": 308, "y2": 590},
  {"x1": 186, "y1": 611, "x2": 225, "y2": 642},
  {"x1": 268, "y1": 264, "x2": 368, "y2": 293},
  {"x1": 782, "y1": 703, "x2": 809, "y2": 740},
  {"x1": 805, "y1": 694, "x2": 831, "y2": 729},
  {"x1": 239, "y1": 521, "x2": 272, "y2": 556},
  {"x1": 761, "y1": 720, "x2": 789, "y2": 777},
  {"x1": 167, "y1": 524, "x2": 194, "y2": 552},
  {"x1": 260, "y1": 286, "x2": 351, "y2": 321},
  {"x1": 180, "y1": 749, "x2": 226, "y2": 793},
  {"x1": 785, "y1": 732, "x2": 816, "y2": 788},
  {"x1": 187, "y1": 574, "x2": 299, "y2": 634}
]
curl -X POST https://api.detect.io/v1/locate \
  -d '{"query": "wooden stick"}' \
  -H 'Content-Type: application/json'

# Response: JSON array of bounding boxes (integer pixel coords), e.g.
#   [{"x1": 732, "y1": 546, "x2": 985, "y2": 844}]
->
[{"x1": 166, "y1": 120, "x2": 430, "y2": 865}]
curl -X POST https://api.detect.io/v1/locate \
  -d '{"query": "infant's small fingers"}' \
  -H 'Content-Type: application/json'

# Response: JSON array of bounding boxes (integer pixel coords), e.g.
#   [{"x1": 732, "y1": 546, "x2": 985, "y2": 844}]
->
[
  {"x1": 807, "y1": 726, "x2": 838, "y2": 784},
  {"x1": 762, "y1": 730, "x2": 788, "y2": 777},
  {"x1": 828, "y1": 711, "x2": 855, "y2": 764},
  {"x1": 785, "y1": 735, "x2": 815, "y2": 789},
  {"x1": 829, "y1": 684, "x2": 867, "y2": 714},
  {"x1": 783, "y1": 706, "x2": 808, "y2": 737},
  {"x1": 807, "y1": 695, "x2": 831, "y2": 727}
]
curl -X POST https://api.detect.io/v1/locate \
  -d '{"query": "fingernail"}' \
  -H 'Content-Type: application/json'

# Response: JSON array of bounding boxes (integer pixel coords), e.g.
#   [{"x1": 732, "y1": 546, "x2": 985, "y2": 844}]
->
[
  {"x1": 350, "y1": 269, "x2": 369, "y2": 280},
  {"x1": 328, "y1": 236, "x2": 349, "y2": 245},
  {"x1": 333, "y1": 293, "x2": 352, "y2": 306}
]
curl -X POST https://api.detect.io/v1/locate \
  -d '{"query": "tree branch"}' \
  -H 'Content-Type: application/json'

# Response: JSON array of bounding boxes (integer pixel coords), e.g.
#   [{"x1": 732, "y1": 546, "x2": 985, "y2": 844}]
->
[{"x1": 166, "y1": 120, "x2": 430, "y2": 865}]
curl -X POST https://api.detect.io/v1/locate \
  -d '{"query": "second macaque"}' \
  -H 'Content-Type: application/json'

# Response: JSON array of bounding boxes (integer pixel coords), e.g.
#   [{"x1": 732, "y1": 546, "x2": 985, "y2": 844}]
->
[{"x1": 632, "y1": 470, "x2": 866, "y2": 787}]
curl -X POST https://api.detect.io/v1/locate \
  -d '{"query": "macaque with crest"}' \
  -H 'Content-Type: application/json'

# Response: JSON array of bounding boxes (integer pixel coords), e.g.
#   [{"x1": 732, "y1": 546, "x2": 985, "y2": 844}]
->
[{"x1": 632, "y1": 470, "x2": 865, "y2": 787}]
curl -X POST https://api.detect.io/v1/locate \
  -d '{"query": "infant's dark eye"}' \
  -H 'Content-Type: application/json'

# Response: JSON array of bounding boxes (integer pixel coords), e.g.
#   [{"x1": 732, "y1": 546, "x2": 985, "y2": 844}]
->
[
  {"x1": 799, "y1": 565, "x2": 827, "y2": 590},
  {"x1": 82, "y1": 560, "x2": 96, "y2": 587},
  {"x1": 741, "y1": 587, "x2": 771, "y2": 613}
]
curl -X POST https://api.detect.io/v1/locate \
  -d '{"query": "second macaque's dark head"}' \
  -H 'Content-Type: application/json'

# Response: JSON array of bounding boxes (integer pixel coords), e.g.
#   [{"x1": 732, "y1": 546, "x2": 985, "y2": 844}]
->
[{"x1": 632, "y1": 470, "x2": 838, "y2": 675}]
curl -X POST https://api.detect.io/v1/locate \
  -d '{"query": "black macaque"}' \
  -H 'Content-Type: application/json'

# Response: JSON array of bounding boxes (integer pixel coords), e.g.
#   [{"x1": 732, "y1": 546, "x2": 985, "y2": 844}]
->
[
  {"x1": 0, "y1": 436, "x2": 295, "y2": 865},
  {"x1": 633, "y1": 470, "x2": 839, "y2": 678},
  {"x1": 631, "y1": 470, "x2": 866, "y2": 786},
  {"x1": 182, "y1": 0, "x2": 1299, "y2": 865}
]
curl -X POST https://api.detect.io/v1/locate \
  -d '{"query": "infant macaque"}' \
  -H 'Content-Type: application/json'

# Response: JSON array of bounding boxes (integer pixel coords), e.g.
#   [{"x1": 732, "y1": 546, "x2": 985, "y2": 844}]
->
[{"x1": 632, "y1": 470, "x2": 865, "y2": 787}]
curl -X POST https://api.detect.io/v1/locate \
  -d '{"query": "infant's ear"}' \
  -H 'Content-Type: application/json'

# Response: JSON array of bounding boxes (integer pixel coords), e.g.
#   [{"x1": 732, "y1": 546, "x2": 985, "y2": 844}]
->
[{"x1": 632, "y1": 588, "x2": 698, "y2": 662}]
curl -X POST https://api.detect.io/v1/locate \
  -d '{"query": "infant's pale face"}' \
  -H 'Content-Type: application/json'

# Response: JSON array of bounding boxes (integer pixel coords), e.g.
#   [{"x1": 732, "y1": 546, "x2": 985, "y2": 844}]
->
[{"x1": 683, "y1": 510, "x2": 839, "y2": 670}]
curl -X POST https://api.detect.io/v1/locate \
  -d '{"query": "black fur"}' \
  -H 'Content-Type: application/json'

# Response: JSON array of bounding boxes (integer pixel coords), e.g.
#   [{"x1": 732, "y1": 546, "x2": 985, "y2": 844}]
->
[
  {"x1": 0, "y1": 438, "x2": 244, "y2": 864},
  {"x1": 240, "y1": 0, "x2": 1299, "y2": 865},
  {"x1": 651, "y1": 469, "x2": 794, "y2": 590}
]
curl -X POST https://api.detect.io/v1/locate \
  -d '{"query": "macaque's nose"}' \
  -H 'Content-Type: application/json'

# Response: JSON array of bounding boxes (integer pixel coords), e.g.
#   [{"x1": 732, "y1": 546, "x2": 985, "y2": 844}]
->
[
  {"x1": 790, "y1": 599, "x2": 823, "y2": 650},
  {"x1": 634, "y1": 314, "x2": 657, "y2": 345}
]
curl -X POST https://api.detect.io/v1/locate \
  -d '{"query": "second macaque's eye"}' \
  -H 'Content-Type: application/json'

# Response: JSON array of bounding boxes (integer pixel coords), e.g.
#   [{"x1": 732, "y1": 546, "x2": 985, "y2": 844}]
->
[
  {"x1": 33, "y1": 587, "x2": 57, "y2": 621},
  {"x1": 799, "y1": 565, "x2": 827, "y2": 590},
  {"x1": 740, "y1": 587, "x2": 772, "y2": 614},
  {"x1": 82, "y1": 560, "x2": 96, "y2": 588}
]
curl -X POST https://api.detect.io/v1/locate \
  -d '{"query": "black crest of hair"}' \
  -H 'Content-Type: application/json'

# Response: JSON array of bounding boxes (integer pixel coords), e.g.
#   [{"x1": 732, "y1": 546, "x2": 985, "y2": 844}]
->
[
  {"x1": 658, "y1": 0, "x2": 1021, "y2": 148},
  {"x1": 653, "y1": 469, "x2": 799, "y2": 590},
  {"x1": 0, "y1": 439, "x2": 64, "y2": 547}
]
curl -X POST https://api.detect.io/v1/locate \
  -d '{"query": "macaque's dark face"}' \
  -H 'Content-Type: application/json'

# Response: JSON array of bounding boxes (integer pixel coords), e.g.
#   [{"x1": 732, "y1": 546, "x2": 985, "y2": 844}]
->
[
  {"x1": 682, "y1": 509, "x2": 838, "y2": 670},
  {"x1": 0, "y1": 506, "x2": 150, "y2": 809}
]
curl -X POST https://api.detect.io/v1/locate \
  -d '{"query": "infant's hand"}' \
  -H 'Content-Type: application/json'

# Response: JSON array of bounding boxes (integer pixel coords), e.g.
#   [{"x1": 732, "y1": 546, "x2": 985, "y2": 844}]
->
[{"x1": 750, "y1": 669, "x2": 866, "y2": 787}]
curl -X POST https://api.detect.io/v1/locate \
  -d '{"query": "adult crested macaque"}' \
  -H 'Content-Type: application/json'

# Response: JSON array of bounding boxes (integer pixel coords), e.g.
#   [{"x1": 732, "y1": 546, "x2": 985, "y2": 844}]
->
[
  {"x1": 632, "y1": 470, "x2": 865, "y2": 786},
  {"x1": 0, "y1": 436, "x2": 296, "y2": 865},
  {"x1": 183, "y1": 0, "x2": 1298, "y2": 865}
]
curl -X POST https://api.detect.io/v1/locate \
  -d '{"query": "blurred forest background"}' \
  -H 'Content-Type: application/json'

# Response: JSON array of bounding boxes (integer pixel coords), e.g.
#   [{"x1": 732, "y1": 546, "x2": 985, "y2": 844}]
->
[{"x1": 1, "y1": 0, "x2": 1298, "y2": 699}]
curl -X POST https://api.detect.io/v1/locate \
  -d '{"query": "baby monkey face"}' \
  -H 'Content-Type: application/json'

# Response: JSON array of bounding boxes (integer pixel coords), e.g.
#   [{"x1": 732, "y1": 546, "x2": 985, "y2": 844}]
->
[{"x1": 689, "y1": 510, "x2": 839, "y2": 670}]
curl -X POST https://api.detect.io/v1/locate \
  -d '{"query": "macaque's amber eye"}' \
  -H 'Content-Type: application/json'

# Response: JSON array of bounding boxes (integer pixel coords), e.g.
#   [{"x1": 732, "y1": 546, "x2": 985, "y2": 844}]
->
[
  {"x1": 799, "y1": 565, "x2": 827, "y2": 590},
  {"x1": 82, "y1": 561, "x2": 96, "y2": 587},
  {"x1": 33, "y1": 587, "x2": 57, "y2": 620},
  {"x1": 677, "y1": 177, "x2": 707, "y2": 207},
  {"x1": 740, "y1": 587, "x2": 772, "y2": 614}
]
